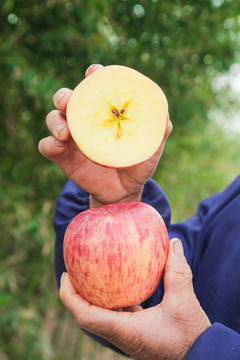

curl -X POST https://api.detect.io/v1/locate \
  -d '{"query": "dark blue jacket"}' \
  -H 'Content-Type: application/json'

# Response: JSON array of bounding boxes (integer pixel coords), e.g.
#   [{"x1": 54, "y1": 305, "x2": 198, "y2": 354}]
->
[{"x1": 54, "y1": 175, "x2": 240, "y2": 359}]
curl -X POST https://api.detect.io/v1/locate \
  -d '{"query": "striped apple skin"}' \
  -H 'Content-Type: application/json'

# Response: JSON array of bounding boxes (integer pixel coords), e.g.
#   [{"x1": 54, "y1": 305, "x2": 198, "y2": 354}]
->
[{"x1": 63, "y1": 202, "x2": 169, "y2": 309}]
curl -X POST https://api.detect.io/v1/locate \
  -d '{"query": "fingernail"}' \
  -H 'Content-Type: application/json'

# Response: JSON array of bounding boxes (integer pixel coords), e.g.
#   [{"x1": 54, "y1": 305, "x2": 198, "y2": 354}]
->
[
  {"x1": 60, "y1": 272, "x2": 66, "y2": 285},
  {"x1": 85, "y1": 64, "x2": 103, "y2": 77},
  {"x1": 55, "y1": 139, "x2": 66, "y2": 147},
  {"x1": 173, "y1": 239, "x2": 184, "y2": 257},
  {"x1": 86, "y1": 64, "x2": 103, "y2": 71},
  {"x1": 56, "y1": 123, "x2": 66, "y2": 137},
  {"x1": 53, "y1": 92, "x2": 66, "y2": 106}
]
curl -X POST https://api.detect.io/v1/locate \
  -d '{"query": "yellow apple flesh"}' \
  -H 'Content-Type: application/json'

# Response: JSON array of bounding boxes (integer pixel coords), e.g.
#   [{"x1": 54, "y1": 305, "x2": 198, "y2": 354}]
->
[{"x1": 67, "y1": 65, "x2": 168, "y2": 168}]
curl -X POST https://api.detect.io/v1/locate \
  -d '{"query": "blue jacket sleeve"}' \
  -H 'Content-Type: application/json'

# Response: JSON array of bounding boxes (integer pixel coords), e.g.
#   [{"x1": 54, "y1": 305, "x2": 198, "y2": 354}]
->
[{"x1": 185, "y1": 323, "x2": 240, "y2": 359}]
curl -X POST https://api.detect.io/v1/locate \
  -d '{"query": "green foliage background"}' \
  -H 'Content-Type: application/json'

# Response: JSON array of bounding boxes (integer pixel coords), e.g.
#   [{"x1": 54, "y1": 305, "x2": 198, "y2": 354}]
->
[{"x1": 0, "y1": 0, "x2": 240, "y2": 359}]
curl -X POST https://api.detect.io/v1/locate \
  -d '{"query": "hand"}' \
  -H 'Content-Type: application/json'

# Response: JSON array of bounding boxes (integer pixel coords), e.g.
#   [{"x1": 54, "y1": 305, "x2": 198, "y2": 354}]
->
[
  {"x1": 59, "y1": 239, "x2": 211, "y2": 360},
  {"x1": 38, "y1": 64, "x2": 172, "y2": 208}
]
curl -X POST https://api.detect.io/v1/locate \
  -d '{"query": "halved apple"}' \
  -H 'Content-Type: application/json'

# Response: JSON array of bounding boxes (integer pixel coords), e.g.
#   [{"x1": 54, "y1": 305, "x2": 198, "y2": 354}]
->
[{"x1": 66, "y1": 65, "x2": 168, "y2": 168}]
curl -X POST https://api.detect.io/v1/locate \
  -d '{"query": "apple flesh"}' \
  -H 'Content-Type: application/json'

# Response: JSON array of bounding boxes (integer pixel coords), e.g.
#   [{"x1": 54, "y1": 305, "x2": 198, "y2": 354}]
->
[
  {"x1": 63, "y1": 202, "x2": 169, "y2": 309},
  {"x1": 66, "y1": 65, "x2": 168, "y2": 168}
]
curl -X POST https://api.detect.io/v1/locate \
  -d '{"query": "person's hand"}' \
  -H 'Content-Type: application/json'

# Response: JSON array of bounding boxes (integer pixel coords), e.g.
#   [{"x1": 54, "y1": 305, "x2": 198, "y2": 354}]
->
[
  {"x1": 59, "y1": 238, "x2": 211, "y2": 360},
  {"x1": 38, "y1": 64, "x2": 172, "y2": 208}
]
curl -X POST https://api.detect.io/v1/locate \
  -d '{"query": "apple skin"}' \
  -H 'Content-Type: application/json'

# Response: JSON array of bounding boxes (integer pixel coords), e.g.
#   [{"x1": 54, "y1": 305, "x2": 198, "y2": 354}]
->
[{"x1": 63, "y1": 202, "x2": 169, "y2": 309}]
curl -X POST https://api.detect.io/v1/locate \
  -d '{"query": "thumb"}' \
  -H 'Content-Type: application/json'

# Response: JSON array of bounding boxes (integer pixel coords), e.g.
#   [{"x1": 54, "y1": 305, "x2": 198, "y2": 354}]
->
[{"x1": 163, "y1": 238, "x2": 194, "y2": 299}]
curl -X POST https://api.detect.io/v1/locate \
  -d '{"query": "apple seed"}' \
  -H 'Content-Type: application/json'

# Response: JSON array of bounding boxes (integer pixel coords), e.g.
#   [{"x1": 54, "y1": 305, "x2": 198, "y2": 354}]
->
[{"x1": 112, "y1": 109, "x2": 120, "y2": 117}]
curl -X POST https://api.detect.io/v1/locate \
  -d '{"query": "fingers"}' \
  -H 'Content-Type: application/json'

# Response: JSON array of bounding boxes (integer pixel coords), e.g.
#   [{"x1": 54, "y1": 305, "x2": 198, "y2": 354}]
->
[
  {"x1": 164, "y1": 115, "x2": 173, "y2": 141},
  {"x1": 162, "y1": 239, "x2": 211, "y2": 350},
  {"x1": 38, "y1": 135, "x2": 68, "y2": 159},
  {"x1": 46, "y1": 110, "x2": 70, "y2": 141},
  {"x1": 39, "y1": 64, "x2": 104, "y2": 164},
  {"x1": 49, "y1": 64, "x2": 103, "y2": 140},
  {"x1": 122, "y1": 304, "x2": 143, "y2": 312},
  {"x1": 85, "y1": 64, "x2": 104, "y2": 77},
  {"x1": 38, "y1": 110, "x2": 71, "y2": 159},
  {"x1": 53, "y1": 88, "x2": 72, "y2": 112},
  {"x1": 163, "y1": 238, "x2": 193, "y2": 298},
  {"x1": 59, "y1": 272, "x2": 86, "y2": 313},
  {"x1": 149, "y1": 116, "x2": 172, "y2": 163},
  {"x1": 59, "y1": 273, "x2": 126, "y2": 337},
  {"x1": 52, "y1": 64, "x2": 103, "y2": 113}
]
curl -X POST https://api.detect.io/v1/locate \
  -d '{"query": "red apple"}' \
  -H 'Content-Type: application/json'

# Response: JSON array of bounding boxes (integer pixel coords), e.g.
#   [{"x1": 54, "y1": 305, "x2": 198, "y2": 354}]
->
[{"x1": 63, "y1": 202, "x2": 169, "y2": 309}]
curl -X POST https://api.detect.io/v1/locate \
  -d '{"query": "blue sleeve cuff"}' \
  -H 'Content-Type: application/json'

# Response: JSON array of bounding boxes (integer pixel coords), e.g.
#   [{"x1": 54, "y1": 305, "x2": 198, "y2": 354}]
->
[{"x1": 185, "y1": 323, "x2": 240, "y2": 359}]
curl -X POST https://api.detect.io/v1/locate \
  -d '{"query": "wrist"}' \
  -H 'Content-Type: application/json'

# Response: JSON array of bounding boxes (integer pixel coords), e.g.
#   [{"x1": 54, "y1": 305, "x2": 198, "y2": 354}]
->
[
  {"x1": 178, "y1": 308, "x2": 211, "y2": 360},
  {"x1": 89, "y1": 189, "x2": 143, "y2": 208}
]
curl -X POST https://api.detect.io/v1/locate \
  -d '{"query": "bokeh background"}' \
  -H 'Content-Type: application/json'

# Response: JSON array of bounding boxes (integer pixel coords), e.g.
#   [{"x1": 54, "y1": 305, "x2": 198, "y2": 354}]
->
[{"x1": 1, "y1": 0, "x2": 240, "y2": 359}]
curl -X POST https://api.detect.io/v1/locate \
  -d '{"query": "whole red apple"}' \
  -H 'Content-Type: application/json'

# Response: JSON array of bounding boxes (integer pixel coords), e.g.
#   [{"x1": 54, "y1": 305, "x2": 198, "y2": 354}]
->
[{"x1": 63, "y1": 202, "x2": 169, "y2": 309}]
